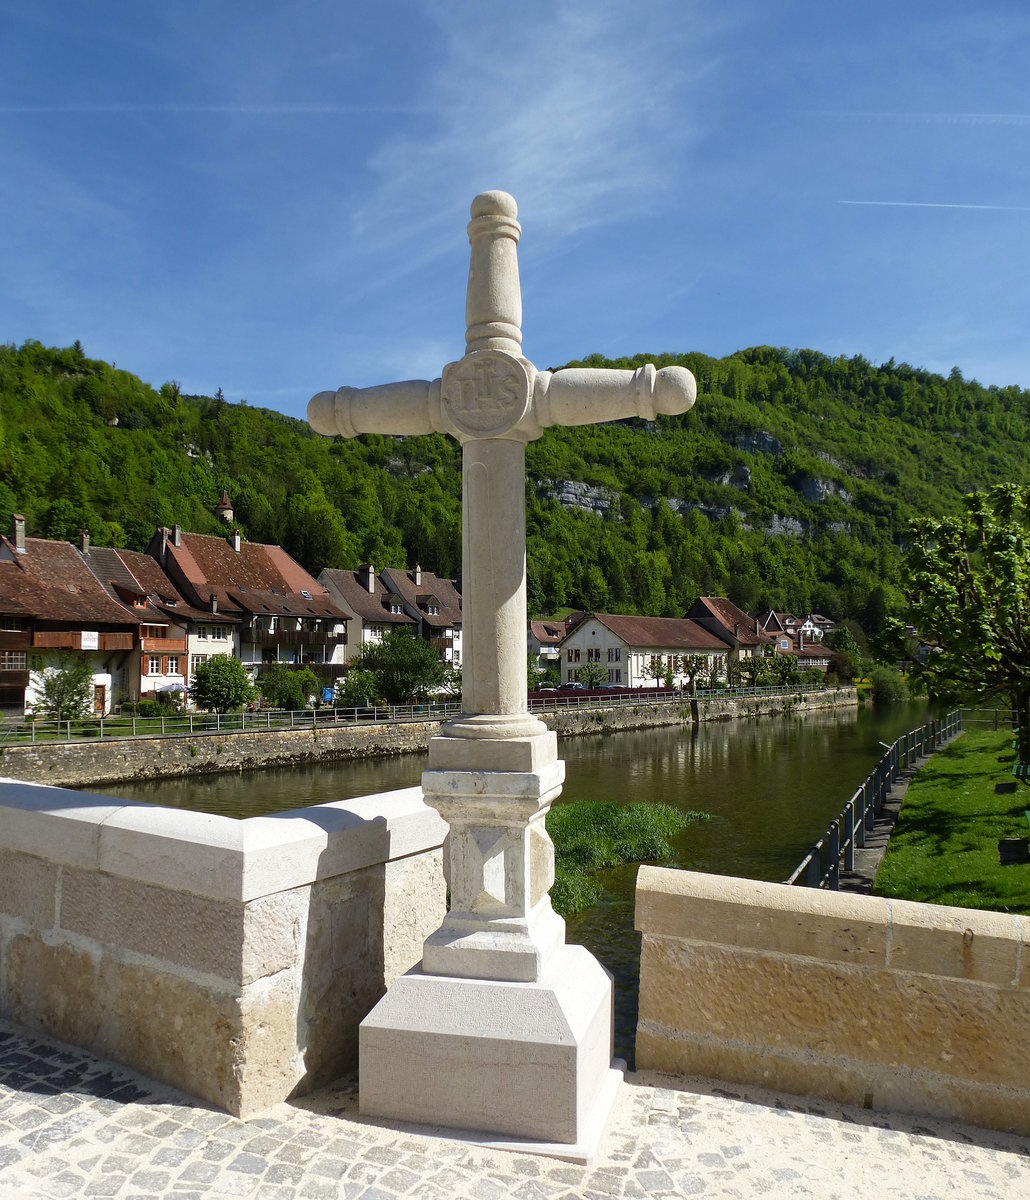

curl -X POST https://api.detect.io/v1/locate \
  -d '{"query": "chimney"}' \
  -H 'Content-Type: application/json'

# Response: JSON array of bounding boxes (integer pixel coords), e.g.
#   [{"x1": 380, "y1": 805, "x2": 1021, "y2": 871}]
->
[
  {"x1": 799, "y1": 632, "x2": 805, "y2": 652},
  {"x1": 173, "y1": 524, "x2": 182, "y2": 548},
  {"x1": 414, "y1": 563, "x2": 422, "y2": 587},
  {"x1": 79, "y1": 529, "x2": 90, "y2": 554},
  {"x1": 360, "y1": 564, "x2": 375, "y2": 594},
  {"x1": 209, "y1": 593, "x2": 218, "y2": 614},
  {"x1": 159, "y1": 527, "x2": 168, "y2": 565},
  {"x1": 11, "y1": 514, "x2": 26, "y2": 554},
  {"x1": 755, "y1": 617, "x2": 759, "y2": 635},
  {"x1": 232, "y1": 528, "x2": 241, "y2": 553},
  {"x1": 734, "y1": 622, "x2": 740, "y2": 637}
]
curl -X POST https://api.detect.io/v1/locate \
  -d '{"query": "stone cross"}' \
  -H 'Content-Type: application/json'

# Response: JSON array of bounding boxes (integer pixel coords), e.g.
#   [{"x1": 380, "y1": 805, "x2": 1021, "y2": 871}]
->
[{"x1": 310, "y1": 190, "x2": 696, "y2": 986}]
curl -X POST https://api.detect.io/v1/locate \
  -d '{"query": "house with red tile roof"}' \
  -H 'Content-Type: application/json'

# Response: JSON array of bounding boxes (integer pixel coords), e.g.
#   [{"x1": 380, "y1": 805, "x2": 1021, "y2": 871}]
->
[
  {"x1": 318, "y1": 565, "x2": 415, "y2": 663},
  {"x1": 82, "y1": 539, "x2": 204, "y2": 702},
  {"x1": 0, "y1": 516, "x2": 139, "y2": 714},
  {"x1": 558, "y1": 612, "x2": 729, "y2": 689},
  {"x1": 528, "y1": 618, "x2": 568, "y2": 669},
  {"x1": 686, "y1": 596, "x2": 777, "y2": 668},
  {"x1": 147, "y1": 525, "x2": 347, "y2": 685},
  {"x1": 379, "y1": 565, "x2": 462, "y2": 667}
]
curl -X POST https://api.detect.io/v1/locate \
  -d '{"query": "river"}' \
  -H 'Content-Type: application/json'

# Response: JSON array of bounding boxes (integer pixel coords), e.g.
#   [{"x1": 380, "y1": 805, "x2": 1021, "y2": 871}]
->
[{"x1": 95, "y1": 700, "x2": 928, "y2": 1064}]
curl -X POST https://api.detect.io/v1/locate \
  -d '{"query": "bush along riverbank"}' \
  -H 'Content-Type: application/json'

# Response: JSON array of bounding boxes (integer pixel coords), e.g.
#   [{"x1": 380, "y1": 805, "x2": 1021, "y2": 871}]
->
[
  {"x1": 0, "y1": 687, "x2": 858, "y2": 788},
  {"x1": 546, "y1": 801, "x2": 711, "y2": 918}
]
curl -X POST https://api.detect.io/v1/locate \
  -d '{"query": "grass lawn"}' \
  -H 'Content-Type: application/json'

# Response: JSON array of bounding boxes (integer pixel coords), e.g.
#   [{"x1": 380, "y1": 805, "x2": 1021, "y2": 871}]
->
[{"x1": 874, "y1": 729, "x2": 1030, "y2": 914}]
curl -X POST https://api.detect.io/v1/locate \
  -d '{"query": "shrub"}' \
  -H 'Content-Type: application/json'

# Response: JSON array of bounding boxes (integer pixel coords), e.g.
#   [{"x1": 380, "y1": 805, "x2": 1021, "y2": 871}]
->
[
  {"x1": 545, "y1": 800, "x2": 710, "y2": 917},
  {"x1": 870, "y1": 665, "x2": 909, "y2": 706}
]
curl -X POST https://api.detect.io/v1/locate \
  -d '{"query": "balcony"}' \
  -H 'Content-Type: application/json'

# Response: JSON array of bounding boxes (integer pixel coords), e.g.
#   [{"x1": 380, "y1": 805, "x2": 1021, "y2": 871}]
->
[
  {"x1": 244, "y1": 628, "x2": 343, "y2": 649},
  {"x1": 140, "y1": 637, "x2": 188, "y2": 654},
  {"x1": 0, "y1": 631, "x2": 30, "y2": 651},
  {"x1": 32, "y1": 631, "x2": 135, "y2": 651}
]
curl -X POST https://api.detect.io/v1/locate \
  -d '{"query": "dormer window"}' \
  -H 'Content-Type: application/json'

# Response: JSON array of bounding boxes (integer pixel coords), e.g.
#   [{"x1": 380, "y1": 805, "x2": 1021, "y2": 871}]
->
[
  {"x1": 301, "y1": 589, "x2": 311, "y2": 599},
  {"x1": 390, "y1": 601, "x2": 404, "y2": 615}
]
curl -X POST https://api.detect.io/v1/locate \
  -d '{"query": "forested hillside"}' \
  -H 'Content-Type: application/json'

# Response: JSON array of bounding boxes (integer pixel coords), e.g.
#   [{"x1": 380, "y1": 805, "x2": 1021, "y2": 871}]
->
[{"x1": 2, "y1": 340, "x2": 1028, "y2": 636}]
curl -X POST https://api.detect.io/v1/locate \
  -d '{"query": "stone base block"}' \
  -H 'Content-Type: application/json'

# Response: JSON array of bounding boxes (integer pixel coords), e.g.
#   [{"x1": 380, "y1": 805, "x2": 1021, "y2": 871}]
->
[{"x1": 359, "y1": 944, "x2": 621, "y2": 1161}]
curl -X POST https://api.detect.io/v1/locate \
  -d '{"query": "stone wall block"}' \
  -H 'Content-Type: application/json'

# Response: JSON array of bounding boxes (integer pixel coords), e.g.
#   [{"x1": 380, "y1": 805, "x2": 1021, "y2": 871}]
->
[
  {"x1": 887, "y1": 898, "x2": 1019, "y2": 984},
  {"x1": 635, "y1": 867, "x2": 888, "y2": 965},
  {"x1": 0, "y1": 850, "x2": 59, "y2": 928},
  {"x1": 3, "y1": 932, "x2": 110, "y2": 1050},
  {"x1": 241, "y1": 888, "x2": 308, "y2": 986},
  {"x1": 639, "y1": 936, "x2": 1030, "y2": 1091},
  {"x1": 296, "y1": 868, "x2": 385, "y2": 1091},
  {"x1": 635, "y1": 1023, "x2": 870, "y2": 1108},
  {"x1": 382, "y1": 851, "x2": 446, "y2": 985},
  {"x1": 59, "y1": 867, "x2": 245, "y2": 983},
  {"x1": 235, "y1": 973, "x2": 305, "y2": 1117},
  {"x1": 102, "y1": 956, "x2": 245, "y2": 1114}
]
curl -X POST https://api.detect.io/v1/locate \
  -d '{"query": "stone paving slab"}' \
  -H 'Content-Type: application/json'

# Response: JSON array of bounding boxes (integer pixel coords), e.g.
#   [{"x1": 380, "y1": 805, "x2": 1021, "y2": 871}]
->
[{"x1": 1, "y1": 1018, "x2": 1028, "y2": 1199}]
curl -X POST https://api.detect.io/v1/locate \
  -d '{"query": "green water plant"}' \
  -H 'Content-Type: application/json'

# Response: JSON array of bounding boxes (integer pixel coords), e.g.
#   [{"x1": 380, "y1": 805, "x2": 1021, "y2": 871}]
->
[{"x1": 545, "y1": 800, "x2": 710, "y2": 917}]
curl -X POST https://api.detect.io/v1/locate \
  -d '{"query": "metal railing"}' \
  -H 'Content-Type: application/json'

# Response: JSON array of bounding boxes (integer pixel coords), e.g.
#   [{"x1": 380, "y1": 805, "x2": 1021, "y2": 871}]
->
[
  {"x1": 0, "y1": 682, "x2": 840, "y2": 748},
  {"x1": 786, "y1": 711, "x2": 962, "y2": 889}
]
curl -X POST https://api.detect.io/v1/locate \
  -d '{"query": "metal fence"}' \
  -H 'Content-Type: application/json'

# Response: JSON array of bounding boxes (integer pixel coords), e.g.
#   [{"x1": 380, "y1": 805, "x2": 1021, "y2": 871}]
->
[
  {"x1": 0, "y1": 682, "x2": 834, "y2": 748},
  {"x1": 785, "y1": 711, "x2": 963, "y2": 890}
]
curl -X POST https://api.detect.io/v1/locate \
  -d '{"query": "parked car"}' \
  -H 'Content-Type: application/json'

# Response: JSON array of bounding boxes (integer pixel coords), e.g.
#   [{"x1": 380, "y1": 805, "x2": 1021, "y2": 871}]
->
[{"x1": 558, "y1": 681, "x2": 584, "y2": 690}]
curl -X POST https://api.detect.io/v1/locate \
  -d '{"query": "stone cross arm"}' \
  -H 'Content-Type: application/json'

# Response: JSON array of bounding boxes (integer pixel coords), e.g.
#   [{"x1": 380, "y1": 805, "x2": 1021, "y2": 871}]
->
[{"x1": 308, "y1": 361, "x2": 696, "y2": 444}]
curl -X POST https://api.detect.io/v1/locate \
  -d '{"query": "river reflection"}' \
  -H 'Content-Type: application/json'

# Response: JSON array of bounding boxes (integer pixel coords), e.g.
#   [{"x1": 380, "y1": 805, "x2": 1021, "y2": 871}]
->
[{"x1": 93, "y1": 700, "x2": 929, "y2": 1065}]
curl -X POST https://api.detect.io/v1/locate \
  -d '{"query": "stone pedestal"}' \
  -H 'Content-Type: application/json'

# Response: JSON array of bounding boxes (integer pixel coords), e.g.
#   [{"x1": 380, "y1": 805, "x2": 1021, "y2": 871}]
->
[
  {"x1": 359, "y1": 726, "x2": 623, "y2": 1159},
  {"x1": 359, "y1": 944, "x2": 622, "y2": 1160}
]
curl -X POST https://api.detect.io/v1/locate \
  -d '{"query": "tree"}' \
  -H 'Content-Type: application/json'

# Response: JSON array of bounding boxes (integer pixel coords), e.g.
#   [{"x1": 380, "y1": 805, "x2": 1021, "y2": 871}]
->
[
  {"x1": 905, "y1": 484, "x2": 1030, "y2": 760},
  {"x1": 770, "y1": 653, "x2": 801, "y2": 686},
  {"x1": 258, "y1": 663, "x2": 318, "y2": 710},
  {"x1": 335, "y1": 667, "x2": 381, "y2": 708},
  {"x1": 32, "y1": 654, "x2": 93, "y2": 719},
  {"x1": 189, "y1": 655, "x2": 254, "y2": 713},
  {"x1": 577, "y1": 661, "x2": 608, "y2": 689},
  {"x1": 355, "y1": 628, "x2": 444, "y2": 704}
]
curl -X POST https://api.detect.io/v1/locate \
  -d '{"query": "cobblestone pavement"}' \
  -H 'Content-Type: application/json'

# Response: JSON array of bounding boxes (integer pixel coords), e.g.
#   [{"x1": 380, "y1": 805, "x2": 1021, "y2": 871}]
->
[{"x1": 1, "y1": 1020, "x2": 1028, "y2": 1199}]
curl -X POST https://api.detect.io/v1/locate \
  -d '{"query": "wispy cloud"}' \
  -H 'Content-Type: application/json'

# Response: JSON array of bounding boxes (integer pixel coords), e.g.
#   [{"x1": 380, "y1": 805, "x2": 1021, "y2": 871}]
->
[
  {"x1": 839, "y1": 200, "x2": 1030, "y2": 212},
  {"x1": 344, "y1": 2, "x2": 710, "y2": 268},
  {"x1": 830, "y1": 111, "x2": 1030, "y2": 128},
  {"x1": 0, "y1": 103, "x2": 435, "y2": 115}
]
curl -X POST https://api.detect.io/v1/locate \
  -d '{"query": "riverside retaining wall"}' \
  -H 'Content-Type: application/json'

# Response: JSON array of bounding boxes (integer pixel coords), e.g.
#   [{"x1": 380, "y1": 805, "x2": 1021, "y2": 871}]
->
[
  {"x1": 635, "y1": 866, "x2": 1030, "y2": 1138},
  {"x1": 0, "y1": 688, "x2": 858, "y2": 788}
]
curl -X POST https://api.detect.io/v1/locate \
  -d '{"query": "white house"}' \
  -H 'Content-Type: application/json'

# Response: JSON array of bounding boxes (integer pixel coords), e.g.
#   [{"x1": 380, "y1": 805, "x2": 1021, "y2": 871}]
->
[{"x1": 558, "y1": 613, "x2": 730, "y2": 689}]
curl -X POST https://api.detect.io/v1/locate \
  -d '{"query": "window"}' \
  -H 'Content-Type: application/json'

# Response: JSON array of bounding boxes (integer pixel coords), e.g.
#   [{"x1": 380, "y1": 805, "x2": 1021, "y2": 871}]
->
[
  {"x1": 148, "y1": 656, "x2": 161, "y2": 675},
  {"x1": 0, "y1": 617, "x2": 22, "y2": 632},
  {"x1": 574, "y1": 648, "x2": 580, "y2": 663},
  {"x1": 167, "y1": 656, "x2": 180, "y2": 675},
  {"x1": 615, "y1": 669, "x2": 622, "y2": 683},
  {"x1": 30, "y1": 654, "x2": 42, "y2": 671},
  {"x1": 191, "y1": 654, "x2": 208, "y2": 674},
  {"x1": 0, "y1": 651, "x2": 27, "y2": 670},
  {"x1": 614, "y1": 647, "x2": 621, "y2": 662}
]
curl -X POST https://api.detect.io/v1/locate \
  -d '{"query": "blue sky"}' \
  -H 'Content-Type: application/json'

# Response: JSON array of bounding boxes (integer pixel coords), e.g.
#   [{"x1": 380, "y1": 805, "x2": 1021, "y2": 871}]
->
[{"x1": 2, "y1": 2, "x2": 1028, "y2": 420}]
